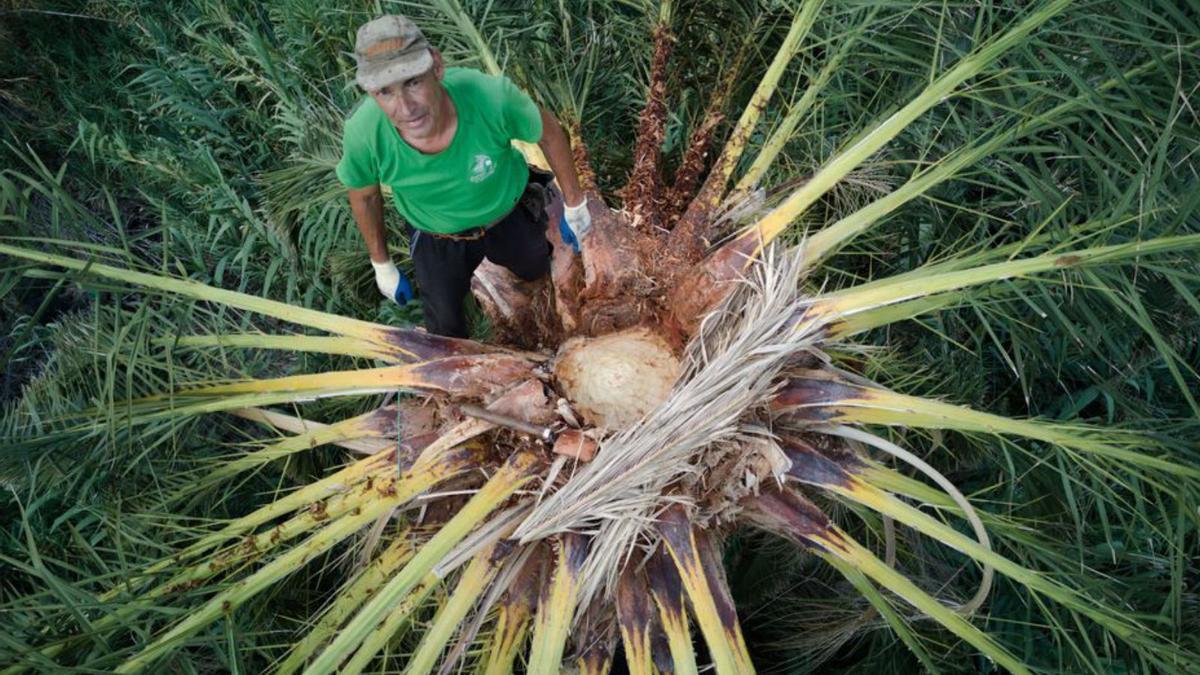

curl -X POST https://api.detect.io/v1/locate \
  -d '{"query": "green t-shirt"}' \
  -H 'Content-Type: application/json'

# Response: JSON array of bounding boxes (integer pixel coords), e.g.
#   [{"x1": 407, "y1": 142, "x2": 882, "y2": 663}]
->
[{"x1": 336, "y1": 68, "x2": 543, "y2": 234}]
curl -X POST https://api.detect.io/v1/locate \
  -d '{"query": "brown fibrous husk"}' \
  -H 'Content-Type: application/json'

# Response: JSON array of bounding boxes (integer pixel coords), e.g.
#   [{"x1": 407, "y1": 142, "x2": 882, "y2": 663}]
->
[{"x1": 620, "y1": 24, "x2": 675, "y2": 230}]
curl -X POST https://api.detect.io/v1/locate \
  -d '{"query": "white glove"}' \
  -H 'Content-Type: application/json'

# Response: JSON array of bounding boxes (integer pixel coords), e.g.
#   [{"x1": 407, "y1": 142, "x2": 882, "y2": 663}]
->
[
  {"x1": 372, "y1": 259, "x2": 413, "y2": 304},
  {"x1": 563, "y1": 197, "x2": 592, "y2": 239}
]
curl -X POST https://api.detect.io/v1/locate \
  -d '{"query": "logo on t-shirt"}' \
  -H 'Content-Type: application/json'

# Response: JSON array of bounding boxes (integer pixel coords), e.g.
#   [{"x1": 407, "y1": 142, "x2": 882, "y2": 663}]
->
[{"x1": 469, "y1": 154, "x2": 495, "y2": 183}]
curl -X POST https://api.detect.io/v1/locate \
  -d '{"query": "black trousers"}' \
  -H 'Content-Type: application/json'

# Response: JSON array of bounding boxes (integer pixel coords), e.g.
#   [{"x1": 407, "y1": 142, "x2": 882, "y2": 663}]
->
[{"x1": 411, "y1": 177, "x2": 552, "y2": 338}]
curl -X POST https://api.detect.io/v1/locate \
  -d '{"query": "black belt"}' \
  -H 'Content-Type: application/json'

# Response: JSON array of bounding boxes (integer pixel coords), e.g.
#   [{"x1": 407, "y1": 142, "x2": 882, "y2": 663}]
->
[{"x1": 420, "y1": 227, "x2": 489, "y2": 241}]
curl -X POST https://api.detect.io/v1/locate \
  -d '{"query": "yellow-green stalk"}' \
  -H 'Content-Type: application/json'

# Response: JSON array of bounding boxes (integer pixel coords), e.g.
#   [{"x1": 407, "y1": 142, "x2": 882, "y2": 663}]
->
[
  {"x1": 478, "y1": 560, "x2": 539, "y2": 675},
  {"x1": 615, "y1": 567, "x2": 655, "y2": 675},
  {"x1": 401, "y1": 542, "x2": 507, "y2": 675},
  {"x1": 828, "y1": 479, "x2": 1141, "y2": 642},
  {"x1": 196, "y1": 407, "x2": 394, "y2": 485},
  {"x1": 113, "y1": 442, "x2": 483, "y2": 672},
  {"x1": 338, "y1": 569, "x2": 441, "y2": 667},
  {"x1": 731, "y1": 14, "x2": 865, "y2": 196},
  {"x1": 527, "y1": 534, "x2": 587, "y2": 673},
  {"x1": 819, "y1": 527, "x2": 1028, "y2": 673},
  {"x1": 823, "y1": 293, "x2": 964, "y2": 338},
  {"x1": 168, "y1": 334, "x2": 396, "y2": 361},
  {"x1": 304, "y1": 450, "x2": 541, "y2": 675},
  {"x1": 145, "y1": 458, "x2": 418, "y2": 598},
  {"x1": 178, "y1": 360, "x2": 492, "y2": 396},
  {"x1": 117, "y1": 492, "x2": 420, "y2": 671},
  {"x1": 810, "y1": 236, "x2": 1200, "y2": 327},
  {"x1": 733, "y1": 0, "x2": 1071, "y2": 256},
  {"x1": 696, "y1": 0, "x2": 824, "y2": 207},
  {"x1": 276, "y1": 535, "x2": 417, "y2": 674},
  {"x1": 658, "y1": 508, "x2": 753, "y2": 675},
  {"x1": 479, "y1": 603, "x2": 532, "y2": 675},
  {"x1": 155, "y1": 449, "x2": 394, "y2": 572},
  {"x1": 781, "y1": 372, "x2": 1198, "y2": 477},
  {"x1": 337, "y1": 572, "x2": 441, "y2": 674},
  {"x1": 230, "y1": 407, "x2": 393, "y2": 455},
  {"x1": 0, "y1": 243, "x2": 397, "y2": 347},
  {"x1": 28, "y1": 459, "x2": 404, "y2": 670},
  {"x1": 90, "y1": 466, "x2": 400, "y2": 627},
  {"x1": 798, "y1": 50, "x2": 1193, "y2": 269},
  {"x1": 646, "y1": 547, "x2": 698, "y2": 675},
  {"x1": 746, "y1": 487, "x2": 1025, "y2": 672},
  {"x1": 820, "y1": 553, "x2": 940, "y2": 673}
]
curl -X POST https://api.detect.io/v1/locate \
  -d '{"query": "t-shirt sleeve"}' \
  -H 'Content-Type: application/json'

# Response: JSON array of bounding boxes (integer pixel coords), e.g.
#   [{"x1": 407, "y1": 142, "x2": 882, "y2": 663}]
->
[
  {"x1": 336, "y1": 108, "x2": 378, "y2": 189},
  {"x1": 497, "y1": 75, "x2": 543, "y2": 143}
]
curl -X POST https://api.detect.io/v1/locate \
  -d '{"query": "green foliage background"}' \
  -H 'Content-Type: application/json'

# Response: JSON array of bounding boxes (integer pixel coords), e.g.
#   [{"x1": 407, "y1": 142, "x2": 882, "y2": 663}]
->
[{"x1": 1, "y1": 0, "x2": 1198, "y2": 672}]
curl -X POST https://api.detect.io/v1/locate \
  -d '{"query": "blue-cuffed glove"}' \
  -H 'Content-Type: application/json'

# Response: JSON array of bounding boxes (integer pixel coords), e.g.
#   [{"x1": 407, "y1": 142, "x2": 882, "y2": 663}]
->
[
  {"x1": 558, "y1": 213, "x2": 580, "y2": 254},
  {"x1": 393, "y1": 273, "x2": 414, "y2": 304},
  {"x1": 558, "y1": 197, "x2": 591, "y2": 255},
  {"x1": 372, "y1": 259, "x2": 414, "y2": 305}
]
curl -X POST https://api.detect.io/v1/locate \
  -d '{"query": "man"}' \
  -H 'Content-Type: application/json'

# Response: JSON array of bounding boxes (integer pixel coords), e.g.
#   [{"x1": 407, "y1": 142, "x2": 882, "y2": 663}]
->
[{"x1": 337, "y1": 15, "x2": 592, "y2": 338}]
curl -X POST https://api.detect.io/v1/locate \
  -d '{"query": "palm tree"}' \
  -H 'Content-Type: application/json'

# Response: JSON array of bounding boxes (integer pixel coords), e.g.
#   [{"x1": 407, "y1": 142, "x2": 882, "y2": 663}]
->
[{"x1": 2, "y1": 0, "x2": 1198, "y2": 673}]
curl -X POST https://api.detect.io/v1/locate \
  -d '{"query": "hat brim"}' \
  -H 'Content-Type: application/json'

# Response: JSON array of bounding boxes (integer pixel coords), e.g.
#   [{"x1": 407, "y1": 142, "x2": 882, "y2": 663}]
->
[{"x1": 355, "y1": 49, "x2": 434, "y2": 91}]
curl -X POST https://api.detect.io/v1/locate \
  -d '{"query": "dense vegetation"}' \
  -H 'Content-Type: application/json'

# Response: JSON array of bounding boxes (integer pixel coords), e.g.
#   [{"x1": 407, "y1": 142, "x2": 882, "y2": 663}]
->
[{"x1": 2, "y1": 0, "x2": 1198, "y2": 672}]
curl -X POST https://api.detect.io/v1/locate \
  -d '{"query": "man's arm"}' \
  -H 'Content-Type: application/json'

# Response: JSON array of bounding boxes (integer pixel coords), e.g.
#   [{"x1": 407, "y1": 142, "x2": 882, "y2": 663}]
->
[
  {"x1": 348, "y1": 184, "x2": 412, "y2": 303},
  {"x1": 347, "y1": 184, "x2": 390, "y2": 262},
  {"x1": 536, "y1": 107, "x2": 585, "y2": 208}
]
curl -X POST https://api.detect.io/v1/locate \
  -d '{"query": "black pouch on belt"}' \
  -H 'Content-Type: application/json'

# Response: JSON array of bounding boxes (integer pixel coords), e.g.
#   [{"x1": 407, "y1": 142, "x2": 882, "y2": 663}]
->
[{"x1": 520, "y1": 166, "x2": 557, "y2": 228}]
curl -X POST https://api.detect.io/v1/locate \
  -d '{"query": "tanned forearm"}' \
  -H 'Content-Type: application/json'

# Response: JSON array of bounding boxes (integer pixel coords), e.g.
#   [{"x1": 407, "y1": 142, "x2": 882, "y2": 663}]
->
[
  {"x1": 537, "y1": 107, "x2": 585, "y2": 208},
  {"x1": 347, "y1": 185, "x2": 390, "y2": 262}
]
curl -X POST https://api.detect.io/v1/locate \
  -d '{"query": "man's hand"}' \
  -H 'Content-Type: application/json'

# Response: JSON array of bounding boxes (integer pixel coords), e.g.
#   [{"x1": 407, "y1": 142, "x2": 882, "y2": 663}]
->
[
  {"x1": 559, "y1": 197, "x2": 591, "y2": 253},
  {"x1": 372, "y1": 259, "x2": 414, "y2": 305},
  {"x1": 537, "y1": 107, "x2": 591, "y2": 253}
]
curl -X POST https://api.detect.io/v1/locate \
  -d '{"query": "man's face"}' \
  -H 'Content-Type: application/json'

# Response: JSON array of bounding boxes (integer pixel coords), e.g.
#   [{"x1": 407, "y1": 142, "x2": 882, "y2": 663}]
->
[{"x1": 370, "y1": 51, "x2": 446, "y2": 142}]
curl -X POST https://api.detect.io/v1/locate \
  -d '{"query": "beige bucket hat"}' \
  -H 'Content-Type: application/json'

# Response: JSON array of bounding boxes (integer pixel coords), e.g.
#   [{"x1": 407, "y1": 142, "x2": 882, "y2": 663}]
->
[{"x1": 353, "y1": 15, "x2": 434, "y2": 91}]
